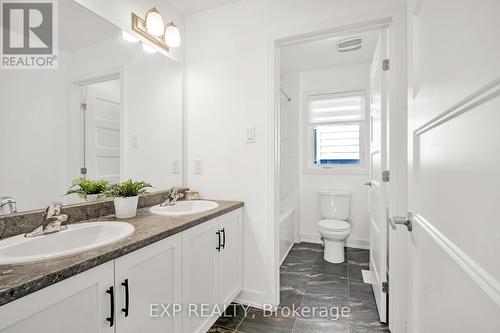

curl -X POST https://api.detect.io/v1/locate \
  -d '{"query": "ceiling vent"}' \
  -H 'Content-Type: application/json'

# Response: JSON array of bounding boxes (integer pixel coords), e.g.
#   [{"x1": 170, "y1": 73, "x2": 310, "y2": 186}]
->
[{"x1": 337, "y1": 37, "x2": 362, "y2": 52}]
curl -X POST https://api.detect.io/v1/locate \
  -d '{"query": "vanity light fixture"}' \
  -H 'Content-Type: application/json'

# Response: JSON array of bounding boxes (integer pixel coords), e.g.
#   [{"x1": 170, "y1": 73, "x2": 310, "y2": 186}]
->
[
  {"x1": 131, "y1": 7, "x2": 181, "y2": 52},
  {"x1": 145, "y1": 8, "x2": 164, "y2": 37},
  {"x1": 122, "y1": 31, "x2": 139, "y2": 43},
  {"x1": 164, "y1": 22, "x2": 181, "y2": 48}
]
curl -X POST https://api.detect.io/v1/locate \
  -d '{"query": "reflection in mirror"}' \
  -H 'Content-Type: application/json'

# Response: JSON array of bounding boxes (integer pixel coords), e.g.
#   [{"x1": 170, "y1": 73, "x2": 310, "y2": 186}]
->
[{"x1": 0, "y1": 1, "x2": 183, "y2": 213}]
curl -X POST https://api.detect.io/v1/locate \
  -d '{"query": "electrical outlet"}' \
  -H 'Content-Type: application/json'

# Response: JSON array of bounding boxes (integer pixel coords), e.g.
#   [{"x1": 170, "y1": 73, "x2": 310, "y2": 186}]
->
[
  {"x1": 193, "y1": 160, "x2": 203, "y2": 174},
  {"x1": 172, "y1": 160, "x2": 180, "y2": 174}
]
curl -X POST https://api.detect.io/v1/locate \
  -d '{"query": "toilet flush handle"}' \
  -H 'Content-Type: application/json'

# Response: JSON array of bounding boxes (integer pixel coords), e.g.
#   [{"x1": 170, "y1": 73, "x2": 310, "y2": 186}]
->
[{"x1": 364, "y1": 181, "x2": 372, "y2": 187}]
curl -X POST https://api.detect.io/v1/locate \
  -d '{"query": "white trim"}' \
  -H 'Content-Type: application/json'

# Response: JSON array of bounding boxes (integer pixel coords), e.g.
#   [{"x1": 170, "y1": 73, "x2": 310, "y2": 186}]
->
[
  {"x1": 268, "y1": 4, "x2": 407, "y2": 315},
  {"x1": 414, "y1": 76, "x2": 500, "y2": 137},
  {"x1": 280, "y1": 241, "x2": 295, "y2": 266},
  {"x1": 414, "y1": 214, "x2": 500, "y2": 306},
  {"x1": 234, "y1": 289, "x2": 270, "y2": 310},
  {"x1": 300, "y1": 232, "x2": 369, "y2": 250}
]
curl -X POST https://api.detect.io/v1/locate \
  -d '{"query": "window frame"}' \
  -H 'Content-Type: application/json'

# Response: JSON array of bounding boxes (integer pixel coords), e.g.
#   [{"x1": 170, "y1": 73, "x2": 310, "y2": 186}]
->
[{"x1": 303, "y1": 89, "x2": 369, "y2": 175}]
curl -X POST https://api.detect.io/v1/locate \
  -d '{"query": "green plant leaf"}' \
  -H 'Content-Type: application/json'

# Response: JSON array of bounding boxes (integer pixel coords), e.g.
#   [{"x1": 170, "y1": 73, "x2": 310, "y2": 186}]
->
[
  {"x1": 66, "y1": 178, "x2": 109, "y2": 200},
  {"x1": 102, "y1": 179, "x2": 152, "y2": 198}
]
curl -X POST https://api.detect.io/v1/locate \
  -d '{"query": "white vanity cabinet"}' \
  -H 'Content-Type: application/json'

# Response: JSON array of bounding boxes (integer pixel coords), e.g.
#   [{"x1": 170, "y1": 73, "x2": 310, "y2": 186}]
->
[
  {"x1": 0, "y1": 261, "x2": 115, "y2": 333},
  {"x1": 114, "y1": 233, "x2": 183, "y2": 333},
  {"x1": 182, "y1": 209, "x2": 243, "y2": 333},
  {"x1": 0, "y1": 208, "x2": 243, "y2": 333}
]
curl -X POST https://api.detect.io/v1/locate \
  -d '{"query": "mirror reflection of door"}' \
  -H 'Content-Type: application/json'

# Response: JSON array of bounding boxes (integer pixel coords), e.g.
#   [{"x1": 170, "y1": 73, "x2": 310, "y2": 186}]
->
[{"x1": 81, "y1": 79, "x2": 121, "y2": 183}]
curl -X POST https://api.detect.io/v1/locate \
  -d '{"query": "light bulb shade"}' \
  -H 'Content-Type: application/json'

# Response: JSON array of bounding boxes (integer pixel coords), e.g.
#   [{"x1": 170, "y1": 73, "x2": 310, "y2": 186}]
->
[
  {"x1": 145, "y1": 8, "x2": 164, "y2": 37},
  {"x1": 164, "y1": 23, "x2": 181, "y2": 48}
]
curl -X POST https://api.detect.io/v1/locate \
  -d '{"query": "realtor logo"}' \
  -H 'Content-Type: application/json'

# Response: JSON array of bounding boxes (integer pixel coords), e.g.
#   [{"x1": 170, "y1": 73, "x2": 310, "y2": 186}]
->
[{"x1": 1, "y1": 0, "x2": 58, "y2": 69}]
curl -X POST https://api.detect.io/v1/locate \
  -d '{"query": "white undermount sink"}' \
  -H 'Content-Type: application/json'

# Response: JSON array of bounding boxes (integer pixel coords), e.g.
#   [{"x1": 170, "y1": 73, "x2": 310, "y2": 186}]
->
[
  {"x1": 149, "y1": 200, "x2": 219, "y2": 216},
  {"x1": 0, "y1": 222, "x2": 135, "y2": 265}
]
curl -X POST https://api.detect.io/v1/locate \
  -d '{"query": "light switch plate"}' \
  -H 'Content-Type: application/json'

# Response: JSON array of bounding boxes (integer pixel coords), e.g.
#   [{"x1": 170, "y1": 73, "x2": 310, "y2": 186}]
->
[
  {"x1": 246, "y1": 127, "x2": 255, "y2": 143},
  {"x1": 193, "y1": 160, "x2": 203, "y2": 174},
  {"x1": 130, "y1": 135, "x2": 139, "y2": 148},
  {"x1": 172, "y1": 160, "x2": 180, "y2": 174}
]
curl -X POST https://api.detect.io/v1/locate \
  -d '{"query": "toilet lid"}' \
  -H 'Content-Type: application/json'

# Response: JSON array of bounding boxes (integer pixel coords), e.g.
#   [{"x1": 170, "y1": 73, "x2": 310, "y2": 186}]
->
[{"x1": 318, "y1": 219, "x2": 351, "y2": 231}]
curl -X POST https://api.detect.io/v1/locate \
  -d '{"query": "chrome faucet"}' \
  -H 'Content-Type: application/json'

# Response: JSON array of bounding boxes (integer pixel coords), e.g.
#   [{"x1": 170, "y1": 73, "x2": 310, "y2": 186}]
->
[
  {"x1": 25, "y1": 203, "x2": 68, "y2": 238},
  {"x1": 160, "y1": 187, "x2": 184, "y2": 207},
  {"x1": 0, "y1": 197, "x2": 17, "y2": 215}
]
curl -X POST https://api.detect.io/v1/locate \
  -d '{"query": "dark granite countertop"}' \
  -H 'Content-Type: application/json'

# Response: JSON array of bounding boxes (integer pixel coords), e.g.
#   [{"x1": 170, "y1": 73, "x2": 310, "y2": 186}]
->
[{"x1": 0, "y1": 200, "x2": 243, "y2": 307}]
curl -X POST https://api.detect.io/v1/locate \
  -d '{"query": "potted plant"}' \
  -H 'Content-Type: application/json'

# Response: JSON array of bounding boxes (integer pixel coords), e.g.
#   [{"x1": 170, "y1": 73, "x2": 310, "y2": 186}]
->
[
  {"x1": 103, "y1": 180, "x2": 152, "y2": 218},
  {"x1": 66, "y1": 178, "x2": 109, "y2": 202}
]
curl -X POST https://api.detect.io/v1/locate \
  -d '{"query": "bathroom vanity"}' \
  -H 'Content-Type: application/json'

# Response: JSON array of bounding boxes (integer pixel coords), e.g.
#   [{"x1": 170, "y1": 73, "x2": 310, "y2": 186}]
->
[{"x1": 0, "y1": 201, "x2": 243, "y2": 333}]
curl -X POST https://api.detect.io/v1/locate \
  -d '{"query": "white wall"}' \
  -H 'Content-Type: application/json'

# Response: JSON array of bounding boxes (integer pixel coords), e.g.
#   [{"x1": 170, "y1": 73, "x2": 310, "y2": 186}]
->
[
  {"x1": 298, "y1": 63, "x2": 371, "y2": 249},
  {"x1": 76, "y1": 0, "x2": 185, "y2": 64},
  {"x1": 185, "y1": 0, "x2": 404, "y2": 307},
  {"x1": 279, "y1": 72, "x2": 299, "y2": 263},
  {"x1": 0, "y1": 53, "x2": 70, "y2": 212}
]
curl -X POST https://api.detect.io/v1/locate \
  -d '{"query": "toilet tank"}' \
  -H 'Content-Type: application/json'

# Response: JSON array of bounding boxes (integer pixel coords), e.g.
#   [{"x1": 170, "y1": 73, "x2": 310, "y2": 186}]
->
[{"x1": 319, "y1": 190, "x2": 351, "y2": 220}]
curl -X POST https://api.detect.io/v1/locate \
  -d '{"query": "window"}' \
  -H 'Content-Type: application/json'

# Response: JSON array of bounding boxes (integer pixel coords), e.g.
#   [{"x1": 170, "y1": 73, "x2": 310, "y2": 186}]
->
[{"x1": 307, "y1": 91, "x2": 366, "y2": 170}]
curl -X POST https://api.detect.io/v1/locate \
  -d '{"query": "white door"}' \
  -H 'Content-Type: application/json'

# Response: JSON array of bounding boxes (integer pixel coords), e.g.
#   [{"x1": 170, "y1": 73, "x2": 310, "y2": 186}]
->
[
  {"x1": 83, "y1": 79, "x2": 121, "y2": 183},
  {"x1": 0, "y1": 262, "x2": 114, "y2": 333},
  {"x1": 219, "y1": 209, "x2": 243, "y2": 306},
  {"x1": 407, "y1": 0, "x2": 500, "y2": 331},
  {"x1": 114, "y1": 234, "x2": 183, "y2": 333},
  {"x1": 368, "y1": 30, "x2": 389, "y2": 323},
  {"x1": 182, "y1": 218, "x2": 220, "y2": 333}
]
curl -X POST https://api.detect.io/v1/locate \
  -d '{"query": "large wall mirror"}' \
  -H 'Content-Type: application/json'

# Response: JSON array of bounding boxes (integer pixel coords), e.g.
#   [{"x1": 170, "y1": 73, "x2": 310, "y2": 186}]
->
[{"x1": 0, "y1": 1, "x2": 183, "y2": 213}]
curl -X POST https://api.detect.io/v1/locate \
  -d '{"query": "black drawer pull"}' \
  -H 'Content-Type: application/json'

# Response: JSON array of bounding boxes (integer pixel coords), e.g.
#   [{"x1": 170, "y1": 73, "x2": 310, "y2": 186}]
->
[
  {"x1": 216, "y1": 230, "x2": 221, "y2": 252},
  {"x1": 221, "y1": 228, "x2": 226, "y2": 249},
  {"x1": 106, "y1": 286, "x2": 114, "y2": 327},
  {"x1": 121, "y1": 279, "x2": 130, "y2": 317}
]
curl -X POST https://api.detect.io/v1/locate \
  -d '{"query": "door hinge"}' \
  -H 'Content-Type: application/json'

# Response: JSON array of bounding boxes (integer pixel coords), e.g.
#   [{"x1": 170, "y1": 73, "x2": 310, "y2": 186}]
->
[
  {"x1": 80, "y1": 167, "x2": 87, "y2": 175},
  {"x1": 80, "y1": 103, "x2": 87, "y2": 111},
  {"x1": 382, "y1": 170, "x2": 390, "y2": 182},
  {"x1": 382, "y1": 59, "x2": 390, "y2": 71},
  {"x1": 382, "y1": 281, "x2": 389, "y2": 294}
]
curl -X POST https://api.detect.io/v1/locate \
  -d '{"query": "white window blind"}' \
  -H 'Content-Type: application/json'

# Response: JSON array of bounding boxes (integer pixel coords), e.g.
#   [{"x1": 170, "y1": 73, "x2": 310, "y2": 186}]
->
[{"x1": 308, "y1": 92, "x2": 365, "y2": 166}]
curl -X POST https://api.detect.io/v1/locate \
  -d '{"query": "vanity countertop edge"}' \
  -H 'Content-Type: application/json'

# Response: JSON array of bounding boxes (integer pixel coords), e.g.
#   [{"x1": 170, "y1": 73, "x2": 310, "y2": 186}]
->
[{"x1": 0, "y1": 200, "x2": 244, "y2": 307}]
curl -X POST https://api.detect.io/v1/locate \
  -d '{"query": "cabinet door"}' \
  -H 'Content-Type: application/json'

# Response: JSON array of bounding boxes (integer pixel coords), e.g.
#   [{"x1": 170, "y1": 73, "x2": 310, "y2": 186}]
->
[
  {"x1": 219, "y1": 208, "x2": 243, "y2": 306},
  {"x1": 114, "y1": 233, "x2": 182, "y2": 333},
  {"x1": 0, "y1": 262, "x2": 114, "y2": 333},
  {"x1": 182, "y1": 218, "x2": 220, "y2": 333}
]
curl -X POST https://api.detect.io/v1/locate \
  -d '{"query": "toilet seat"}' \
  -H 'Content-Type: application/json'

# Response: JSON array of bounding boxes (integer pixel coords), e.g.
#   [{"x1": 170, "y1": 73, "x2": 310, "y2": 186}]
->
[{"x1": 318, "y1": 219, "x2": 351, "y2": 232}]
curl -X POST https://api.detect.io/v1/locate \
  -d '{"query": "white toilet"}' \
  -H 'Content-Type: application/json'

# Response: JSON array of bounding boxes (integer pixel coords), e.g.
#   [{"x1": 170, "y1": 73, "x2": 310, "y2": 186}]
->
[{"x1": 317, "y1": 190, "x2": 352, "y2": 263}]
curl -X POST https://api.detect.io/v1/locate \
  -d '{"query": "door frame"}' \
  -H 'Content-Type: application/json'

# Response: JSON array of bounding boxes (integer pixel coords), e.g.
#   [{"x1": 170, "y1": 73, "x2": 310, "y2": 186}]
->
[
  {"x1": 267, "y1": 5, "x2": 408, "y2": 330},
  {"x1": 67, "y1": 68, "x2": 125, "y2": 188}
]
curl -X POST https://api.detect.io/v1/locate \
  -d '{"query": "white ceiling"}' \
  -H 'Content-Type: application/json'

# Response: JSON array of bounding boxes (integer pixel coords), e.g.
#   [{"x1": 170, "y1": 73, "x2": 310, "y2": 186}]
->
[
  {"x1": 168, "y1": 0, "x2": 240, "y2": 14},
  {"x1": 280, "y1": 30, "x2": 380, "y2": 74}
]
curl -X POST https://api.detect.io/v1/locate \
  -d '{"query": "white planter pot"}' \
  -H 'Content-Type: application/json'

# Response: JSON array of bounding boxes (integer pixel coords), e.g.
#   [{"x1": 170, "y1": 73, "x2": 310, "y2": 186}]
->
[
  {"x1": 86, "y1": 194, "x2": 100, "y2": 202},
  {"x1": 113, "y1": 196, "x2": 139, "y2": 219}
]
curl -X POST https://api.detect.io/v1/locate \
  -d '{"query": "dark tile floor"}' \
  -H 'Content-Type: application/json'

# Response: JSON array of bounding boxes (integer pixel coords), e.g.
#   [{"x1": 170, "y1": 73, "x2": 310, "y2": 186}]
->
[{"x1": 209, "y1": 243, "x2": 389, "y2": 333}]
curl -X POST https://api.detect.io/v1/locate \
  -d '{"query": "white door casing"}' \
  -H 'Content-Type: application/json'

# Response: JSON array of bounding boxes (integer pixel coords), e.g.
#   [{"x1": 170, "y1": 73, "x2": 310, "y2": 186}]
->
[
  {"x1": 368, "y1": 30, "x2": 389, "y2": 323},
  {"x1": 407, "y1": 0, "x2": 500, "y2": 332},
  {"x1": 83, "y1": 79, "x2": 121, "y2": 183}
]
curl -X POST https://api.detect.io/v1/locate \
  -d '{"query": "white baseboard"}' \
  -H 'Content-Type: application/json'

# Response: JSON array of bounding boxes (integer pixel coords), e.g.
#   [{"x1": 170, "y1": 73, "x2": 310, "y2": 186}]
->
[
  {"x1": 280, "y1": 242, "x2": 294, "y2": 266},
  {"x1": 234, "y1": 289, "x2": 276, "y2": 310},
  {"x1": 300, "y1": 233, "x2": 370, "y2": 250}
]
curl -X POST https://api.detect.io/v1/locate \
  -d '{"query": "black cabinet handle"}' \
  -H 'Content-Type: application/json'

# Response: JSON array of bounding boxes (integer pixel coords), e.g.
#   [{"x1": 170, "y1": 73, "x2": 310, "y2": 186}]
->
[
  {"x1": 121, "y1": 279, "x2": 130, "y2": 317},
  {"x1": 106, "y1": 286, "x2": 115, "y2": 327},
  {"x1": 216, "y1": 230, "x2": 221, "y2": 252},
  {"x1": 221, "y1": 228, "x2": 226, "y2": 249}
]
